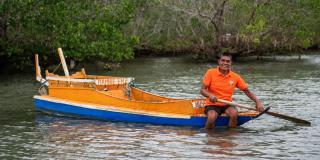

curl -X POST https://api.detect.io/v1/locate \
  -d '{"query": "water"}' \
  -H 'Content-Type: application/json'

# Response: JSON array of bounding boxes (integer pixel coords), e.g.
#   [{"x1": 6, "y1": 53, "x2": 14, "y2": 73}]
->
[{"x1": 1, "y1": 55, "x2": 320, "y2": 159}]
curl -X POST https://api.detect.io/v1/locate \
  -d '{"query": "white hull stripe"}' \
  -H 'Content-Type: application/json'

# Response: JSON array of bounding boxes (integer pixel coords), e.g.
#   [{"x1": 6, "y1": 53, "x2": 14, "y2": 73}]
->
[{"x1": 34, "y1": 95, "x2": 191, "y2": 119}]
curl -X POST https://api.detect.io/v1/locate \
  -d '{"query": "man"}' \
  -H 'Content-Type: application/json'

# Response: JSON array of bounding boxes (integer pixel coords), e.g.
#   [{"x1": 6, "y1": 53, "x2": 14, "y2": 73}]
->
[{"x1": 200, "y1": 53, "x2": 264, "y2": 129}]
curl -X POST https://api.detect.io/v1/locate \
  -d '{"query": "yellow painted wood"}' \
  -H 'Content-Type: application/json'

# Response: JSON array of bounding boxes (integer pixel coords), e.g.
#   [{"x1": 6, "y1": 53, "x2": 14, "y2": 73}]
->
[
  {"x1": 34, "y1": 54, "x2": 42, "y2": 80},
  {"x1": 48, "y1": 86, "x2": 194, "y2": 115},
  {"x1": 131, "y1": 87, "x2": 178, "y2": 102},
  {"x1": 35, "y1": 95, "x2": 192, "y2": 118},
  {"x1": 46, "y1": 79, "x2": 259, "y2": 117},
  {"x1": 70, "y1": 71, "x2": 87, "y2": 78},
  {"x1": 57, "y1": 48, "x2": 70, "y2": 77}
]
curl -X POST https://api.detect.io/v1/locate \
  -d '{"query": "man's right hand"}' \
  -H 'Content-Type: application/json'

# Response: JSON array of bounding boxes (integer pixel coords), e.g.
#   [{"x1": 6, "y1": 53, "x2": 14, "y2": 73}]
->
[
  {"x1": 256, "y1": 103, "x2": 265, "y2": 112},
  {"x1": 209, "y1": 95, "x2": 217, "y2": 102}
]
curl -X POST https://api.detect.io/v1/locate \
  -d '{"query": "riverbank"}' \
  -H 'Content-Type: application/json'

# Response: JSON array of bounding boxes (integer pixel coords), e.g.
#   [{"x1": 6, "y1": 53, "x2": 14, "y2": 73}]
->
[{"x1": 0, "y1": 49, "x2": 319, "y2": 74}]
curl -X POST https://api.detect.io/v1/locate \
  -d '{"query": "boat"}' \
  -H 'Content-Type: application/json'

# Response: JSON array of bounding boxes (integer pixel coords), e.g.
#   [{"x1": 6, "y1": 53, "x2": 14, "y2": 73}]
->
[{"x1": 33, "y1": 48, "x2": 264, "y2": 127}]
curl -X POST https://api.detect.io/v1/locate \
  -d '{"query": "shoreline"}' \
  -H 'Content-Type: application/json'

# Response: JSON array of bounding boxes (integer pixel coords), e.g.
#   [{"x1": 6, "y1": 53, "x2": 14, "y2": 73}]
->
[{"x1": 0, "y1": 50, "x2": 319, "y2": 74}]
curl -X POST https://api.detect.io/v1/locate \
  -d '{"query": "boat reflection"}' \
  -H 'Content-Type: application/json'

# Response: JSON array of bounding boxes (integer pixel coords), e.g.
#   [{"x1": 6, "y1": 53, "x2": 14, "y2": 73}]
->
[
  {"x1": 201, "y1": 128, "x2": 258, "y2": 157},
  {"x1": 35, "y1": 113, "x2": 260, "y2": 159}
]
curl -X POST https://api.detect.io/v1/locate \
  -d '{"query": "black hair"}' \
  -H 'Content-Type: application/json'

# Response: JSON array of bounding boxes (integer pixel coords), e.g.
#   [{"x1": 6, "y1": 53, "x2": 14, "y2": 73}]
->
[{"x1": 219, "y1": 52, "x2": 232, "y2": 60}]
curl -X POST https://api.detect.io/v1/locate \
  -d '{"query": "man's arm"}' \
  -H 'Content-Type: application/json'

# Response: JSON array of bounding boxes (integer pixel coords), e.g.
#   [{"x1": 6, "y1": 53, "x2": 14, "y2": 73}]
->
[
  {"x1": 200, "y1": 84, "x2": 217, "y2": 102},
  {"x1": 242, "y1": 88, "x2": 264, "y2": 112}
]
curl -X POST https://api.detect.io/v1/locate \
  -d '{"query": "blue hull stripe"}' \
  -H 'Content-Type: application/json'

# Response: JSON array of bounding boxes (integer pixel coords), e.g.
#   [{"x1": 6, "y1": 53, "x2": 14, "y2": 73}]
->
[{"x1": 34, "y1": 98, "x2": 255, "y2": 127}]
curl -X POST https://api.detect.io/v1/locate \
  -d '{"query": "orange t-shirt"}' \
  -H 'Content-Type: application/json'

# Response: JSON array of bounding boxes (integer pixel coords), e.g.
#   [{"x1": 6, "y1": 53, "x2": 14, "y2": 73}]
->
[{"x1": 202, "y1": 67, "x2": 247, "y2": 106}]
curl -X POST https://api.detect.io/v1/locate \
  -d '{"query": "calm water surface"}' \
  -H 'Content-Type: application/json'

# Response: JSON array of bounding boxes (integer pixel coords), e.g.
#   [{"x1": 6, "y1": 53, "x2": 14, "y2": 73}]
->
[{"x1": 0, "y1": 55, "x2": 320, "y2": 159}]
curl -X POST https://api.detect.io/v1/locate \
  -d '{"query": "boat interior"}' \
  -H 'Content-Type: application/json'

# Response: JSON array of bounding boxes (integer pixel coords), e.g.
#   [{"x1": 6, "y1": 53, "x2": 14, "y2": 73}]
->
[{"x1": 46, "y1": 69, "x2": 183, "y2": 103}]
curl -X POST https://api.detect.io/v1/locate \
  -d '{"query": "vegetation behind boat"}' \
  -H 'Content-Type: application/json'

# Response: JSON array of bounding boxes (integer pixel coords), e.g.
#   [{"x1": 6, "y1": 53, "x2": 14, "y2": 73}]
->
[{"x1": 1, "y1": 0, "x2": 320, "y2": 71}]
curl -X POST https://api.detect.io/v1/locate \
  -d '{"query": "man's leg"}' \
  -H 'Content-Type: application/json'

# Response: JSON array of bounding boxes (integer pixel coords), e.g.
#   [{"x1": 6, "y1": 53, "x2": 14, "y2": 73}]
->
[
  {"x1": 225, "y1": 106, "x2": 238, "y2": 127},
  {"x1": 205, "y1": 110, "x2": 219, "y2": 129}
]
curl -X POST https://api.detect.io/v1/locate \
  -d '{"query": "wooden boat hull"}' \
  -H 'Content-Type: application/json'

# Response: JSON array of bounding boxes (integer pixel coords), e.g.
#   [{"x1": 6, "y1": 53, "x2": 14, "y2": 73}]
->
[{"x1": 34, "y1": 95, "x2": 258, "y2": 127}]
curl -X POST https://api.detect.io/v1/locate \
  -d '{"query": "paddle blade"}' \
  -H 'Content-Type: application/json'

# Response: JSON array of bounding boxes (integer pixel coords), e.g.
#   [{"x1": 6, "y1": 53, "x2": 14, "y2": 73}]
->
[{"x1": 266, "y1": 111, "x2": 311, "y2": 125}]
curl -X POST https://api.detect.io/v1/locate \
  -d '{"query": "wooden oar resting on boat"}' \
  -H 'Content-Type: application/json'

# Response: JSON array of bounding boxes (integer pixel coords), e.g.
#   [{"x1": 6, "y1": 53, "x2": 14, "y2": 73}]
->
[{"x1": 33, "y1": 48, "x2": 270, "y2": 127}]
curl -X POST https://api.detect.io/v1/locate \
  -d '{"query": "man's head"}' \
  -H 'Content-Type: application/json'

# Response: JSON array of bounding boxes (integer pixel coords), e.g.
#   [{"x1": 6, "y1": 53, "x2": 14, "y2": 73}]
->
[{"x1": 218, "y1": 53, "x2": 232, "y2": 71}]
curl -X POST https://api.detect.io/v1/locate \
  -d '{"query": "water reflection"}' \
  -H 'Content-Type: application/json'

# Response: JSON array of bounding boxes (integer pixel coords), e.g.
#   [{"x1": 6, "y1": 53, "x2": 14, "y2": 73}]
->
[
  {"x1": 35, "y1": 114, "x2": 206, "y2": 159},
  {"x1": 201, "y1": 128, "x2": 261, "y2": 158},
  {"x1": 35, "y1": 115, "x2": 138, "y2": 158},
  {"x1": 34, "y1": 114, "x2": 266, "y2": 159},
  {"x1": 202, "y1": 129, "x2": 238, "y2": 155}
]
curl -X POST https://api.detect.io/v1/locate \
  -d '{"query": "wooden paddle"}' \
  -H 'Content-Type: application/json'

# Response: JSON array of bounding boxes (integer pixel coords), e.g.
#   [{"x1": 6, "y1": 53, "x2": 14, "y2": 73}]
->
[{"x1": 217, "y1": 99, "x2": 311, "y2": 125}]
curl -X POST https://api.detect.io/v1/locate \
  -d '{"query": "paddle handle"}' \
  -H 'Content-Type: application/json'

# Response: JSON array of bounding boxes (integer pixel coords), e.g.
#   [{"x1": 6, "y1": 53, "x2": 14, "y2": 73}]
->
[{"x1": 217, "y1": 99, "x2": 257, "y2": 111}]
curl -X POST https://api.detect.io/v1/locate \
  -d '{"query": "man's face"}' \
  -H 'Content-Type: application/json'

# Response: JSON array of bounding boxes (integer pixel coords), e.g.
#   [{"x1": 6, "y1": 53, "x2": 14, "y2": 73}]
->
[{"x1": 218, "y1": 56, "x2": 232, "y2": 71}]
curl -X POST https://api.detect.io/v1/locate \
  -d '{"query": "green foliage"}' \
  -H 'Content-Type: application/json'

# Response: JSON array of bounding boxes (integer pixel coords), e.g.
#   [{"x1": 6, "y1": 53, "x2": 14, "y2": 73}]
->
[
  {"x1": 241, "y1": 19, "x2": 267, "y2": 46},
  {"x1": 128, "y1": 0, "x2": 320, "y2": 55},
  {"x1": 238, "y1": 0, "x2": 319, "y2": 50},
  {"x1": 1, "y1": 0, "x2": 320, "y2": 69},
  {"x1": 0, "y1": 0, "x2": 138, "y2": 69}
]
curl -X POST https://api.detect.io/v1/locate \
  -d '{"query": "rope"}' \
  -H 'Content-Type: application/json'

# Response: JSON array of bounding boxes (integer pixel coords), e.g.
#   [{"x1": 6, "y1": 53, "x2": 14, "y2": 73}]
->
[
  {"x1": 128, "y1": 80, "x2": 137, "y2": 87},
  {"x1": 125, "y1": 80, "x2": 138, "y2": 100},
  {"x1": 52, "y1": 62, "x2": 62, "y2": 74}
]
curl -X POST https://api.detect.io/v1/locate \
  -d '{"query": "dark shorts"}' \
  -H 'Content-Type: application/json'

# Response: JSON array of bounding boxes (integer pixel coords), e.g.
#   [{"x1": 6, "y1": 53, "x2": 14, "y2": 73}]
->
[{"x1": 204, "y1": 105, "x2": 234, "y2": 115}]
